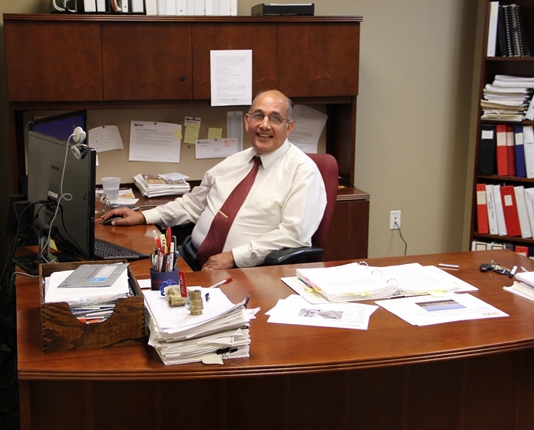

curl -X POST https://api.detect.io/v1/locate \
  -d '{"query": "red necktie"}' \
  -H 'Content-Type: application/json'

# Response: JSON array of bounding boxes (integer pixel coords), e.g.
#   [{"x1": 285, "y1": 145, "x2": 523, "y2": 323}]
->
[{"x1": 196, "y1": 156, "x2": 261, "y2": 266}]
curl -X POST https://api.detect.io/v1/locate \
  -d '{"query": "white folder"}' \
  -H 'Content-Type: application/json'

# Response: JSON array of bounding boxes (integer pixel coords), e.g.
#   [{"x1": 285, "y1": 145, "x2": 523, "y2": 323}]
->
[
  {"x1": 525, "y1": 187, "x2": 534, "y2": 236},
  {"x1": 187, "y1": 0, "x2": 195, "y2": 14},
  {"x1": 145, "y1": 0, "x2": 158, "y2": 14},
  {"x1": 194, "y1": 0, "x2": 204, "y2": 15},
  {"x1": 96, "y1": 0, "x2": 106, "y2": 11},
  {"x1": 486, "y1": 184, "x2": 498, "y2": 235},
  {"x1": 132, "y1": 0, "x2": 144, "y2": 13},
  {"x1": 157, "y1": 0, "x2": 167, "y2": 14},
  {"x1": 220, "y1": 0, "x2": 230, "y2": 15},
  {"x1": 84, "y1": 0, "x2": 96, "y2": 12},
  {"x1": 176, "y1": 0, "x2": 187, "y2": 15},
  {"x1": 514, "y1": 186, "x2": 532, "y2": 238},
  {"x1": 166, "y1": 0, "x2": 176, "y2": 14},
  {"x1": 492, "y1": 184, "x2": 507, "y2": 236},
  {"x1": 523, "y1": 125, "x2": 534, "y2": 178}
]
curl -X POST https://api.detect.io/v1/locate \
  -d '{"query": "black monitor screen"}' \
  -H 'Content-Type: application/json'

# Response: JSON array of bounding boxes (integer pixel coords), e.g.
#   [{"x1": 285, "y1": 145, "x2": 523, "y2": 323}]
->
[{"x1": 26, "y1": 130, "x2": 96, "y2": 264}]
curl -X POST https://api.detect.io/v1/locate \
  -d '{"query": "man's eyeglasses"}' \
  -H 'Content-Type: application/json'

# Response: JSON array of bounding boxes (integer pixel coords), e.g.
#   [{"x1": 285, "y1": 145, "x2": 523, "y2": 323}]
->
[{"x1": 248, "y1": 112, "x2": 290, "y2": 126}]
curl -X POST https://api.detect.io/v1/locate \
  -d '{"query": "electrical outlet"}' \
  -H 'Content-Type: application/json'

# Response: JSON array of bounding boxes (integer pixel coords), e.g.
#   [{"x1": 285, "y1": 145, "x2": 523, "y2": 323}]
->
[{"x1": 390, "y1": 210, "x2": 401, "y2": 230}]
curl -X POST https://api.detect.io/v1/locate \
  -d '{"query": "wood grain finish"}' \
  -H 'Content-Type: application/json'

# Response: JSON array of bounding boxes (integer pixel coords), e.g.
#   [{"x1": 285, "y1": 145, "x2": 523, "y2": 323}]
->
[{"x1": 15, "y1": 249, "x2": 534, "y2": 429}]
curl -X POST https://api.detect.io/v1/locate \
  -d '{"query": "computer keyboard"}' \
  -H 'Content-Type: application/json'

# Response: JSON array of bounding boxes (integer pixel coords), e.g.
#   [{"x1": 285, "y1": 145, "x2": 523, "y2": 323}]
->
[{"x1": 94, "y1": 238, "x2": 148, "y2": 260}]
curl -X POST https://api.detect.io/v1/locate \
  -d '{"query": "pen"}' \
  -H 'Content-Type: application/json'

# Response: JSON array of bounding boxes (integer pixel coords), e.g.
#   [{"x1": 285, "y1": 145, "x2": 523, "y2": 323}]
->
[
  {"x1": 152, "y1": 230, "x2": 161, "y2": 250},
  {"x1": 208, "y1": 277, "x2": 233, "y2": 288},
  {"x1": 438, "y1": 263, "x2": 460, "y2": 269},
  {"x1": 509, "y1": 266, "x2": 518, "y2": 278}
]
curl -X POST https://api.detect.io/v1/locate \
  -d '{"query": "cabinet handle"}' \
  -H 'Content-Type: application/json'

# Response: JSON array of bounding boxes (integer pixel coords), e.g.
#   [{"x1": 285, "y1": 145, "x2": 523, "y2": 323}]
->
[{"x1": 180, "y1": 76, "x2": 185, "y2": 82}]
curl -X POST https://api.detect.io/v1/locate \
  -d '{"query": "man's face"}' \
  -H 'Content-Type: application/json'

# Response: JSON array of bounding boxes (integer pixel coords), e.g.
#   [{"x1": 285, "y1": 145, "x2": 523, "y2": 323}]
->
[{"x1": 244, "y1": 91, "x2": 294, "y2": 154}]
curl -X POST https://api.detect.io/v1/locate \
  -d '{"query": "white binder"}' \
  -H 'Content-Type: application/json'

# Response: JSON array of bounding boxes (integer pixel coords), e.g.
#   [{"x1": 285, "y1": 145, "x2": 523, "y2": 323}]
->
[{"x1": 84, "y1": 0, "x2": 96, "y2": 12}]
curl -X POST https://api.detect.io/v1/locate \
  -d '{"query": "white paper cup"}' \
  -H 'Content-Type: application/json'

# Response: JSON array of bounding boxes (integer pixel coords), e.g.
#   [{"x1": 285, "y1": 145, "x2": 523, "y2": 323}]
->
[{"x1": 101, "y1": 177, "x2": 121, "y2": 203}]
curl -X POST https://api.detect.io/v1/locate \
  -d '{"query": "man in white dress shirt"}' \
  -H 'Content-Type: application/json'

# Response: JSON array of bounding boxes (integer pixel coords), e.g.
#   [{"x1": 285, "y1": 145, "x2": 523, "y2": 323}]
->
[{"x1": 102, "y1": 90, "x2": 327, "y2": 270}]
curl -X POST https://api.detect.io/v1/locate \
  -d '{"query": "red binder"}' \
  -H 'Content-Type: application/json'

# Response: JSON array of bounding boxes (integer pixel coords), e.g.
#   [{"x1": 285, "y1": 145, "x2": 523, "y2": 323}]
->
[
  {"x1": 500, "y1": 185, "x2": 522, "y2": 236},
  {"x1": 496, "y1": 124, "x2": 508, "y2": 176},
  {"x1": 506, "y1": 125, "x2": 516, "y2": 176},
  {"x1": 515, "y1": 245, "x2": 529, "y2": 257},
  {"x1": 476, "y1": 183, "x2": 489, "y2": 234}
]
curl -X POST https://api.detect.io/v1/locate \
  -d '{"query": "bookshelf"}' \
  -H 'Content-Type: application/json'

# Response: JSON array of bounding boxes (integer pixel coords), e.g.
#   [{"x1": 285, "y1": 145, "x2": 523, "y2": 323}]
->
[{"x1": 472, "y1": 1, "x2": 534, "y2": 254}]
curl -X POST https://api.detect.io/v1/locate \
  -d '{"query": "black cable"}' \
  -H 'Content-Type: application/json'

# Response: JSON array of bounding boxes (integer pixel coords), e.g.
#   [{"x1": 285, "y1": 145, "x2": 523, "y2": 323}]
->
[{"x1": 393, "y1": 222, "x2": 408, "y2": 256}]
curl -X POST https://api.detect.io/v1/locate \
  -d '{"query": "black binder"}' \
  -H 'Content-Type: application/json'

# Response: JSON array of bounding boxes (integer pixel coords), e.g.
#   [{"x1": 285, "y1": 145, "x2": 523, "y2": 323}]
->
[{"x1": 478, "y1": 123, "x2": 497, "y2": 175}]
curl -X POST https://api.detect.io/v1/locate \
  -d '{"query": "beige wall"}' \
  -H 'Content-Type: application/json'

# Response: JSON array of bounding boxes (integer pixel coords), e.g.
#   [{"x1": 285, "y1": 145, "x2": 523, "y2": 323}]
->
[{"x1": 0, "y1": 0, "x2": 483, "y2": 259}]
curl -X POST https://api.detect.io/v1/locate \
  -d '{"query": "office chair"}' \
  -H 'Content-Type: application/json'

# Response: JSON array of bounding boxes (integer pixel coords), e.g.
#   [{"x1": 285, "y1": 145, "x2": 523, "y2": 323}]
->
[
  {"x1": 262, "y1": 153, "x2": 339, "y2": 265},
  {"x1": 177, "y1": 153, "x2": 339, "y2": 270}
]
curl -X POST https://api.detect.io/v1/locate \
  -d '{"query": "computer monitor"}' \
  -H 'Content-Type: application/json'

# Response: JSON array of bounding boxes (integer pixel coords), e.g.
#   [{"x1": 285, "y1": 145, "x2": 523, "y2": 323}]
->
[
  {"x1": 29, "y1": 110, "x2": 87, "y2": 142},
  {"x1": 14, "y1": 128, "x2": 96, "y2": 274}
]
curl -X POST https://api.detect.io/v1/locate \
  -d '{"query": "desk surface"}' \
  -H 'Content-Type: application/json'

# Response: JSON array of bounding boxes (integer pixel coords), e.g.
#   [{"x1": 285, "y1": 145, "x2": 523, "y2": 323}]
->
[{"x1": 16, "y1": 249, "x2": 534, "y2": 381}]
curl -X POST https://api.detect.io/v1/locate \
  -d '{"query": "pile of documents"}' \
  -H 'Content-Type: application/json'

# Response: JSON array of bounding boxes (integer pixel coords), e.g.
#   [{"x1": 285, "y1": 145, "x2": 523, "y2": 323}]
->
[
  {"x1": 481, "y1": 75, "x2": 534, "y2": 122},
  {"x1": 276, "y1": 263, "x2": 510, "y2": 328},
  {"x1": 504, "y1": 270, "x2": 534, "y2": 300},
  {"x1": 133, "y1": 172, "x2": 190, "y2": 198},
  {"x1": 143, "y1": 287, "x2": 252, "y2": 365},
  {"x1": 294, "y1": 262, "x2": 469, "y2": 303},
  {"x1": 44, "y1": 263, "x2": 132, "y2": 323}
]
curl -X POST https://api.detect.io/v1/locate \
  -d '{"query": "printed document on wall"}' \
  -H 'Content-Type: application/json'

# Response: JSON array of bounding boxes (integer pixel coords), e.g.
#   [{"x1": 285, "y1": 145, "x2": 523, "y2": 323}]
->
[
  {"x1": 129, "y1": 121, "x2": 182, "y2": 163},
  {"x1": 88, "y1": 125, "x2": 124, "y2": 152},
  {"x1": 210, "y1": 50, "x2": 252, "y2": 106},
  {"x1": 290, "y1": 105, "x2": 328, "y2": 153}
]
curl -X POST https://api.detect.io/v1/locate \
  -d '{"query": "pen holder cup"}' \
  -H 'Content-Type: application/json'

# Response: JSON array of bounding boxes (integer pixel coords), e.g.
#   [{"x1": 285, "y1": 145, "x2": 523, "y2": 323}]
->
[{"x1": 150, "y1": 268, "x2": 179, "y2": 292}]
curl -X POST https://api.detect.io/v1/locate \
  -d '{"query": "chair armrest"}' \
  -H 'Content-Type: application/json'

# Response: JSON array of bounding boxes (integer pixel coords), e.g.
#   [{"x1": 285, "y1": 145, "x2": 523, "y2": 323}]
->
[{"x1": 263, "y1": 246, "x2": 324, "y2": 266}]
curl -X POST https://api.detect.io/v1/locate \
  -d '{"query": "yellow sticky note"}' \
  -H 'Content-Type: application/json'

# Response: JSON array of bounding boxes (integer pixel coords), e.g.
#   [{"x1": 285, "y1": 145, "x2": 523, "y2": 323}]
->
[
  {"x1": 174, "y1": 129, "x2": 183, "y2": 140},
  {"x1": 208, "y1": 128, "x2": 223, "y2": 139},
  {"x1": 184, "y1": 116, "x2": 201, "y2": 145}
]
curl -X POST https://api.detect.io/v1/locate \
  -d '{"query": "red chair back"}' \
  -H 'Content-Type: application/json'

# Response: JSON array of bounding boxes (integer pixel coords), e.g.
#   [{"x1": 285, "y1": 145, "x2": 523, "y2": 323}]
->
[{"x1": 307, "y1": 153, "x2": 339, "y2": 258}]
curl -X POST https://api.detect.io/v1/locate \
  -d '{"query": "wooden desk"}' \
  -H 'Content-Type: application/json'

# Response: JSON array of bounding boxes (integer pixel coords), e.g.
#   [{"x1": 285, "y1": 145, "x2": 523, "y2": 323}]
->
[{"x1": 17, "y1": 249, "x2": 534, "y2": 430}]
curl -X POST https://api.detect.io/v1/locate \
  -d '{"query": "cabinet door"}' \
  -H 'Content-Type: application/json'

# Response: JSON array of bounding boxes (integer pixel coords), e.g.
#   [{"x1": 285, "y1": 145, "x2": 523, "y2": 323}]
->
[
  {"x1": 4, "y1": 21, "x2": 103, "y2": 102},
  {"x1": 278, "y1": 22, "x2": 360, "y2": 97},
  {"x1": 192, "y1": 23, "x2": 278, "y2": 100},
  {"x1": 102, "y1": 22, "x2": 192, "y2": 100}
]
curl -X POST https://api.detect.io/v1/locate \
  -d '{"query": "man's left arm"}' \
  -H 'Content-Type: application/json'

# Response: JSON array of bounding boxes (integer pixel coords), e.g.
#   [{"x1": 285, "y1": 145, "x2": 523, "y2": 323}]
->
[{"x1": 232, "y1": 167, "x2": 327, "y2": 268}]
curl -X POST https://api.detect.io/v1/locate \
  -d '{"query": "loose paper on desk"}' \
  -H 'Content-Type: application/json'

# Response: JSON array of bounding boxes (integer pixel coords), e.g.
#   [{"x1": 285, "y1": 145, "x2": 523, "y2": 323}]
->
[
  {"x1": 88, "y1": 125, "x2": 124, "y2": 152},
  {"x1": 210, "y1": 50, "x2": 252, "y2": 106},
  {"x1": 129, "y1": 121, "x2": 182, "y2": 163},
  {"x1": 196, "y1": 138, "x2": 238, "y2": 159},
  {"x1": 266, "y1": 294, "x2": 378, "y2": 330},
  {"x1": 289, "y1": 105, "x2": 328, "y2": 153},
  {"x1": 375, "y1": 293, "x2": 508, "y2": 326}
]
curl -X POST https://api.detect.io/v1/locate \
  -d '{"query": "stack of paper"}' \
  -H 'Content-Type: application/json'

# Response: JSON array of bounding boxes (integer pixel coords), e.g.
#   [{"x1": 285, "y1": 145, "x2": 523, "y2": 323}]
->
[
  {"x1": 504, "y1": 270, "x2": 534, "y2": 300},
  {"x1": 143, "y1": 288, "x2": 253, "y2": 365},
  {"x1": 133, "y1": 172, "x2": 190, "y2": 197},
  {"x1": 481, "y1": 75, "x2": 534, "y2": 121},
  {"x1": 44, "y1": 263, "x2": 132, "y2": 323}
]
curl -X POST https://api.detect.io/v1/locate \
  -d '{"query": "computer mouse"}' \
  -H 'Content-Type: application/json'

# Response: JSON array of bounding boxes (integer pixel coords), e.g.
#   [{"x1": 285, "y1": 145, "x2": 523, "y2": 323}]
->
[{"x1": 103, "y1": 216, "x2": 123, "y2": 226}]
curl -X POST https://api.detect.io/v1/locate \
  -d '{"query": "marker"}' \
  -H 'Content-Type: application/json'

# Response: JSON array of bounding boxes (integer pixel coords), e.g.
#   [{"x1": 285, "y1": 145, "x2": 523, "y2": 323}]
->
[
  {"x1": 208, "y1": 277, "x2": 233, "y2": 288},
  {"x1": 509, "y1": 266, "x2": 518, "y2": 278},
  {"x1": 438, "y1": 263, "x2": 460, "y2": 269}
]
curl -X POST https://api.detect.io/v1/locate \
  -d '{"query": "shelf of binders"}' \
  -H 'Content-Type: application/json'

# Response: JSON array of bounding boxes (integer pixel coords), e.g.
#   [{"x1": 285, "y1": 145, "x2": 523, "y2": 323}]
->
[{"x1": 472, "y1": 1, "x2": 534, "y2": 256}]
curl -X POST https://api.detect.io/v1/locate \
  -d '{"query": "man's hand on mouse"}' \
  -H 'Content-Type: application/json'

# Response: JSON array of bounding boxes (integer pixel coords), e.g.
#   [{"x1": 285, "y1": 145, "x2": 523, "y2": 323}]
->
[{"x1": 101, "y1": 207, "x2": 146, "y2": 226}]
